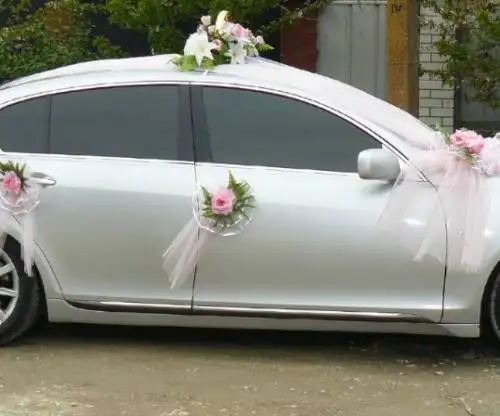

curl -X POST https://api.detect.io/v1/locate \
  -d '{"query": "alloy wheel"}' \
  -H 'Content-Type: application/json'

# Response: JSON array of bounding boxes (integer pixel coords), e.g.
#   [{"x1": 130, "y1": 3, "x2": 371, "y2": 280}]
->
[{"x1": 0, "y1": 250, "x2": 19, "y2": 328}]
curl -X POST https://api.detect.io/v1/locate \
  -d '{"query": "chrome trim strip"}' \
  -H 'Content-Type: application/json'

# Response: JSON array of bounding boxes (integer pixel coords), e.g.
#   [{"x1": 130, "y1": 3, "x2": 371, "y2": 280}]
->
[
  {"x1": 68, "y1": 300, "x2": 191, "y2": 315},
  {"x1": 194, "y1": 305, "x2": 428, "y2": 322},
  {"x1": 67, "y1": 300, "x2": 429, "y2": 323},
  {"x1": 0, "y1": 80, "x2": 190, "y2": 111}
]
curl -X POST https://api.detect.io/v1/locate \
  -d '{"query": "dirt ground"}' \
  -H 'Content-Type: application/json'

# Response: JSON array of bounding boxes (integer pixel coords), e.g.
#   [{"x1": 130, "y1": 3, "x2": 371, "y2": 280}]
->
[{"x1": 1, "y1": 325, "x2": 500, "y2": 416}]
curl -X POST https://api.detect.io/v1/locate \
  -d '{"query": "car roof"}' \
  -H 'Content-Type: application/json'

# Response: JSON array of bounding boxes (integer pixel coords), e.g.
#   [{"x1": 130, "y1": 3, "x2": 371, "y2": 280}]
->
[{"x1": 0, "y1": 54, "x2": 433, "y2": 149}]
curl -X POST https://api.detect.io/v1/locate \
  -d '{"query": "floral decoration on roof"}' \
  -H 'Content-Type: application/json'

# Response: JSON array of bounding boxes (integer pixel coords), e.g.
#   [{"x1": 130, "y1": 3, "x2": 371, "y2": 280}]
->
[{"x1": 172, "y1": 10, "x2": 273, "y2": 72}]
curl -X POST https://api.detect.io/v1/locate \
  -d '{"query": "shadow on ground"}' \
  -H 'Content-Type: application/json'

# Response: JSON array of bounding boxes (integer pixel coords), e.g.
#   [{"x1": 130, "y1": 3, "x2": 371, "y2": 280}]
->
[{"x1": 17, "y1": 322, "x2": 500, "y2": 365}]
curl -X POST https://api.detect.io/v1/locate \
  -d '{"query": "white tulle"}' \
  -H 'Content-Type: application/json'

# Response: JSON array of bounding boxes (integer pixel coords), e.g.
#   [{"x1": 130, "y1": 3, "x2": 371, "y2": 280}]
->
[
  {"x1": 20, "y1": 213, "x2": 36, "y2": 275},
  {"x1": 379, "y1": 133, "x2": 500, "y2": 272},
  {"x1": 162, "y1": 218, "x2": 210, "y2": 290}
]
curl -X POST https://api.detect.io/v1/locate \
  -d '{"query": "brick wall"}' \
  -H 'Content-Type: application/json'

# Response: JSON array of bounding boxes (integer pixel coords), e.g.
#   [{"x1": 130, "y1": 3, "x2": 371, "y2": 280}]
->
[
  {"x1": 418, "y1": 7, "x2": 454, "y2": 132},
  {"x1": 280, "y1": 1, "x2": 317, "y2": 72}
]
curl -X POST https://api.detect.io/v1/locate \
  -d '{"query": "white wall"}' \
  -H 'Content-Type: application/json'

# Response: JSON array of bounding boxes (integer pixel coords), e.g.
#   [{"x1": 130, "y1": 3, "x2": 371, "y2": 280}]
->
[{"x1": 418, "y1": 6, "x2": 454, "y2": 132}]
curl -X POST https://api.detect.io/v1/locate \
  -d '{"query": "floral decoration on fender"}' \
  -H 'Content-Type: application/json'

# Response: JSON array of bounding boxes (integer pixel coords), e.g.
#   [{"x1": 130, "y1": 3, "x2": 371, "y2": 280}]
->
[
  {"x1": 0, "y1": 158, "x2": 44, "y2": 275},
  {"x1": 442, "y1": 128, "x2": 499, "y2": 173},
  {"x1": 163, "y1": 171, "x2": 256, "y2": 289},
  {"x1": 378, "y1": 127, "x2": 500, "y2": 272},
  {"x1": 172, "y1": 10, "x2": 273, "y2": 72}
]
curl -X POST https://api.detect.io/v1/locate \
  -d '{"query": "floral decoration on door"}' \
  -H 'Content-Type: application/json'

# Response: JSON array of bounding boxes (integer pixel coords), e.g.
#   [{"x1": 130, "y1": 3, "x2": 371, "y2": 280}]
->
[{"x1": 163, "y1": 171, "x2": 255, "y2": 289}]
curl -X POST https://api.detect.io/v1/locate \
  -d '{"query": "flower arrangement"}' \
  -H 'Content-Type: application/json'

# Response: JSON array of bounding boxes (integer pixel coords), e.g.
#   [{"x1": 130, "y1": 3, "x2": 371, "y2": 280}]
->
[
  {"x1": 0, "y1": 161, "x2": 30, "y2": 200},
  {"x1": 172, "y1": 10, "x2": 273, "y2": 72},
  {"x1": 0, "y1": 158, "x2": 42, "y2": 275},
  {"x1": 200, "y1": 171, "x2": 255, "y2": 230},
  {"x1": 442, "y1": 128, "x2": 486, "y2": 164}
]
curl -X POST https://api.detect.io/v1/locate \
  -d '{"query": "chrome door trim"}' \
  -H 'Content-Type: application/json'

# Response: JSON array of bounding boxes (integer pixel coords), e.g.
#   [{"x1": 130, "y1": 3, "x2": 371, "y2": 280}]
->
[
  {"x1": 67, "y1": 300, "x2": 430, "y2": 322},
  {"x1": 193, "y1": 305, "x2": 427, "y2": 322},
  {"x1": 68, "y1": 300, "x2": 192, "y2": 315},
  {"x1": 0, "y1": 80, "x2": 191, "y2": 112}
]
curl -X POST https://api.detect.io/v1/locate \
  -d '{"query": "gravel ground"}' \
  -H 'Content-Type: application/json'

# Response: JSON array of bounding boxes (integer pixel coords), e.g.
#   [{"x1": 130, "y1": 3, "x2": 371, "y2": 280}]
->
[{"x1": 1, "y1": 324, "x2": 500, "y2": 416}]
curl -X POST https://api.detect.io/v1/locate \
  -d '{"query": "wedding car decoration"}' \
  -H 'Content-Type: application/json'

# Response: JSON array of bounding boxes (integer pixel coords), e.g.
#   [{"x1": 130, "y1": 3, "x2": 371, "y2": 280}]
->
[
  {"x1": 378, "y1": 128, "x2": 500, "y2": 272},
  {"x1": 0, "y1": 158, "x2": 42, "y2": 275},
  {"x1": 172, "y1": 10, "x2": 273, "y2": 72},
  {"x1": 163, "y1": 171, "x2": 256, "y2": 289}
]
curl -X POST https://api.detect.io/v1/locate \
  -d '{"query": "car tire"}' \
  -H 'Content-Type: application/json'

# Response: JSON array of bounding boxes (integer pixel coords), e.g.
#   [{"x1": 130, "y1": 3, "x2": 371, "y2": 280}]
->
[{"x1": 0, "y1": 237, "x2": 44, "y2": 346}]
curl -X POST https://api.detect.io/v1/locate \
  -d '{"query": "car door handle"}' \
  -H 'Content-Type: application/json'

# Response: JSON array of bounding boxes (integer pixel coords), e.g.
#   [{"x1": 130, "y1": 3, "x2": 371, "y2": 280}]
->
[{"x1": 30, "y1": 172, "x2": 57, "y2": 188}]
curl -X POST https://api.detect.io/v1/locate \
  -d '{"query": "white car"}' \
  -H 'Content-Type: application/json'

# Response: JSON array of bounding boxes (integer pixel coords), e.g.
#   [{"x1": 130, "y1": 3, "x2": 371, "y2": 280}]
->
[{"x1": 0, "y1": 54, "x2": 498, "y2": 346}]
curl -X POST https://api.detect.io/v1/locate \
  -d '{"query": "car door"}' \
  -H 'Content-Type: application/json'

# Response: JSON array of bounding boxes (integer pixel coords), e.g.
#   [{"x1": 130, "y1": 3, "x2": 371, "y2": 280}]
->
[
  {"x1": 0, "y1": 83, "x2": 197, "y2": 308},
  {"x1": 190, "y1": 84, "x2": 446, "y2": 323}
]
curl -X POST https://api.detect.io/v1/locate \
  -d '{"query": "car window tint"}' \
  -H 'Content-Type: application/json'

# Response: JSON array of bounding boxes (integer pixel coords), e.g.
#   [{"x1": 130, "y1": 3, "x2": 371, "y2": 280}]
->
[
  {"x1": 201, "y1": 87, "x2": 380, "y2": 172},
  {"x1": 0, "y1": 97, "x2": 50, "y2": 153},
  {"x1": 50, "y1": 86, "x2": 179, "y2": 160}
]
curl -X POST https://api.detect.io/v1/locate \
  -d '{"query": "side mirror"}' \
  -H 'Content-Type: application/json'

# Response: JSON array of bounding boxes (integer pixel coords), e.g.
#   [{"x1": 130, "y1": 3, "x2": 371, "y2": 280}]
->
[{"x1": 358, "y1": 148, "x2": 400, "y2": 181}]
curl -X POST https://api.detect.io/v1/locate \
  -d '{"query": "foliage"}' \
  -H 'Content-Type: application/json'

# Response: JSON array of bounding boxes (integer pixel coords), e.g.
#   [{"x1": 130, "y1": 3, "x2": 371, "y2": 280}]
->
[
  {"x1": 201, "y1": 171, "x2": 255, "y2": 229},
  {"x1": 420, "y1": 0, "x2": 500, "y2": 108},
  {"x1": 0, "y1": 0, "x2": 123, "y2": 82},
  {"x1": 104, "y1": 0, "x2": 332, "y2": 55}
]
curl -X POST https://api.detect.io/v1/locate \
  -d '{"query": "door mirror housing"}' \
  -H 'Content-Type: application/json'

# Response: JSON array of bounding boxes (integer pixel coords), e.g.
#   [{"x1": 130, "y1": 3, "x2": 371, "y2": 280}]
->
[{"x1": 357, "y1": 148, "x2": 401, "y2": 181}]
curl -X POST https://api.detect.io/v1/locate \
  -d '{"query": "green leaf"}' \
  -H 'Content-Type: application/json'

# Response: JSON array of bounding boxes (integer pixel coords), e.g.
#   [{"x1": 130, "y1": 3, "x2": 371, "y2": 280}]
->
[
  {"x1": 178, "y1": 55, "x2": 197, "y2": 71},
  {"x1": 257, "y1": 43, "x2": 273, "y2": 52}
]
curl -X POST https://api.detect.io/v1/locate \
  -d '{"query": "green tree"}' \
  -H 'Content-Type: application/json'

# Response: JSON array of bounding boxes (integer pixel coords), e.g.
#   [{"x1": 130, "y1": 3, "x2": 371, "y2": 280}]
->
[
  {"x1": 0, "y1": 0, "x2": 123, "y2": 81},
  {"x1": 104, "y1": 0, "x2": 331, "y2": 55},
  {"x1": 421, "y1": 0, "x2": 500, "y2": 108}
]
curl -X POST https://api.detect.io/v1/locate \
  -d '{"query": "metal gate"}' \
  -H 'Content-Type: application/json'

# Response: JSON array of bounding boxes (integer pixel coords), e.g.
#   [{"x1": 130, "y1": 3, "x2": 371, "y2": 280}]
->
[{"x1": 317, "y1": 0, "x2": 387, "y2": 100}]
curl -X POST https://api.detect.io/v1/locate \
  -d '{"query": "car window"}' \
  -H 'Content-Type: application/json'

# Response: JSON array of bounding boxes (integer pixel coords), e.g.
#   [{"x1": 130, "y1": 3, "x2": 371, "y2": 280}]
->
[
  {"x1": 0, "y1": 96, "x2": 50, "y2": 153},
  {"x1": 50, "y1": 85, "x2": 180, "y2": 160},
  {"x1": 201, "y1": 87, "x2": 380, "y2": 172}
]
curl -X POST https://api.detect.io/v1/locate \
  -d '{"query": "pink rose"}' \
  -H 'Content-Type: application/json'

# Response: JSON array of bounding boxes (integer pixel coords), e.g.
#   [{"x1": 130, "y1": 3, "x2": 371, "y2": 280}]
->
[
  {"x1": 231, "y1": 23, "x2": 248, "y2": 38},
  {"x1": 254, "y1": 35, "x2": 264, "y2": 44},
  {"x1": 211, "y1": 39, "x2": 222, "y2": 50},
  {"x1": 2, "y1": 171, "x2": 21, "y2": 195},
  {"x1": 211, "y1": 188, "x2": 236, "y2": 216},
  {"x1": 466, "y1": 133, "x2": 485, "y2": 154},
  {"x1": 450, "y1": 130, "x2": 469, "y2": 149}
]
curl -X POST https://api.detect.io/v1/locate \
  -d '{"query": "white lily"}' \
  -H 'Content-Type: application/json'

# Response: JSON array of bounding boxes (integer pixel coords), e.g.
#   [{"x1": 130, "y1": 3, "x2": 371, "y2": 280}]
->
[
  {"x1": 200, "y1": 15, "x2": 211, "y2": 26},
  {"x1": 215, "y1": 10, "x2": 229, "y2": 31},
  {"x1": 225, "y1": 42, "x2": 247, "y2": 65},
  {"x1": 184, "y1": 32, "x2": 215, "y2": 66}
]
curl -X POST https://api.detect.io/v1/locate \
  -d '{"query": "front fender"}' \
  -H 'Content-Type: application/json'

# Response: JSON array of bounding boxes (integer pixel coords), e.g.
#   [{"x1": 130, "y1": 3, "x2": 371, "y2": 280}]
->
[{"x1": 441, "y1": 206, "x2": 500, "y2": 324}]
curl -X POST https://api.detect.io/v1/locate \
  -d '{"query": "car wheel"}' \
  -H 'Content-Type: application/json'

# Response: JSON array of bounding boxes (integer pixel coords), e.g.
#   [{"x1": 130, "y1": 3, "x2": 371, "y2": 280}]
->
[{"x1": 0, "y1": 237, "x2": 44, "y2": 346}]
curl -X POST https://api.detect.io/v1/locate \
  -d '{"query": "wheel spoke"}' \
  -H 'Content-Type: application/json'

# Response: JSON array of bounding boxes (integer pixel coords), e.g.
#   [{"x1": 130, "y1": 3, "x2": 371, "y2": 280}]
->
[
  {"x1": 0, "y1": 263, "x2": 14, "y2": 277},
  {"x1": 0, "y1": 287, "x2": 17, "y2": 298},
  {"x1": 0, "y1": 254, "x2": 20, "y2": 328}
]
